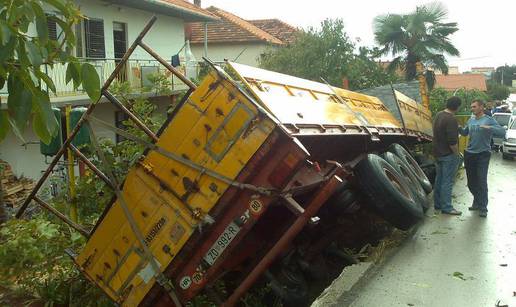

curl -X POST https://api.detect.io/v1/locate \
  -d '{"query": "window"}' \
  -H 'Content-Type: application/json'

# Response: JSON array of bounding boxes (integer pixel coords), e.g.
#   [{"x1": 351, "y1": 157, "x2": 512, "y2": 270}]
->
[
  {"x1": 47, "y1": 16, "x2": 58, "y2": 41},
  {"x1": 84, "y1": 18, "x2": 105, "y2": 58}
]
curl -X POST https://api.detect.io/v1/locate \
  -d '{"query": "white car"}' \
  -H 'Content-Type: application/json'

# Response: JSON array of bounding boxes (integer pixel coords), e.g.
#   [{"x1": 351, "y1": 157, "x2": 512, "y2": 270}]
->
[
  {"x1": 492, "y1": 113, "x2": 512, "y2": 149},
  {"x1": 502, "y1": 119, "x2": 516, "y2": 160}
]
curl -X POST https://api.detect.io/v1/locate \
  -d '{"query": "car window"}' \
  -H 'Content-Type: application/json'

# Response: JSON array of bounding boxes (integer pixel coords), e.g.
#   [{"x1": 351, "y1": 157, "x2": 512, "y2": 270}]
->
[
  {"x1": 493, "y1": 114, "x2": 511, "y2": 126},
  {"x1": 511, "y1": 119, "x2": 516, "y2": 129}
]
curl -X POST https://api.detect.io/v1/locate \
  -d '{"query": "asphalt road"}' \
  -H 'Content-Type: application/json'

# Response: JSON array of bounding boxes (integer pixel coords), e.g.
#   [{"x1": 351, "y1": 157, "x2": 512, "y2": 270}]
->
[{"x1": 345, "y1": 153, "x2": 516, "y2": 307}]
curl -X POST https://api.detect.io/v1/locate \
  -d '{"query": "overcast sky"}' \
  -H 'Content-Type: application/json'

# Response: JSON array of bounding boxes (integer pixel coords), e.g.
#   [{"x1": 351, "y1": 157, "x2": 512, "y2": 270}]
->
[{"x1": 201, "y1": 0, "x2": 515, "y2": 72}]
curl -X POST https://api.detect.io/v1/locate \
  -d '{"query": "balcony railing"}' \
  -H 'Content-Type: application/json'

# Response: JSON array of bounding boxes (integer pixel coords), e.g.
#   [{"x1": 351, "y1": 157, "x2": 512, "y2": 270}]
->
[{"x1": 0, "y1": 58, "x2": 199, "y2": 100}]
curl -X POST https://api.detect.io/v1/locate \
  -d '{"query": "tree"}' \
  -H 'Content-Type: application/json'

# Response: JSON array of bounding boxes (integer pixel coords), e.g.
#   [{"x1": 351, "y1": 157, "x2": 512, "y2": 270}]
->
[
  {"x1": 429, "y1": 87, "x2": 489, "y2": 116},
  {"x1": 259, "y1": 19, "x2": 399, "y2": 90},
  {"x1": 374, "y1": 2, "x2": 459, "y2": 79},
  {"x1": 373, "y1": 2, "x2": 460, "y2": 108},
  {"x1": 486, "y1": 80, "x2": 510, "y2": 101},
  {"x1": 0, "y1": 0, "x2": 101, "y2": 144},
  {"x1": 0, "y1": 1, "x2": 101, "y2": 225},
  {"x1": 492, "y1": 65, "x2": 516, "y2": 87}
]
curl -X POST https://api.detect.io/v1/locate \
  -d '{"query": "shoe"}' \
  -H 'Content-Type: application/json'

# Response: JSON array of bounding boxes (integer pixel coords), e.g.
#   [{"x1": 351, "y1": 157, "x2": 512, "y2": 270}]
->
[
  {"x1": 479, "y1": 211, "x2": 487, "y2": 218},
  {"x1": 434, "y1": 206, "x2": 441, "y2": 211},
  {"x1": 468, "y1": 206, "x2": 480, "y2": 211},
  {"x1": 442, "y1": 209, "x2": 462, "y2": 215}
]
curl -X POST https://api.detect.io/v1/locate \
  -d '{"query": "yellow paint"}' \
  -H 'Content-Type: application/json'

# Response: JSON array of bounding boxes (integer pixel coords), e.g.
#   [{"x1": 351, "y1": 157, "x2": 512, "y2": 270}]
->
[
  {"x1": 394, "y1": 90, "x2": 433, "y2": 137},
  {"x1": 456, "y1": 115, "x2": 471, "y2": 153},
  {"x1": 227, "y1": 62, "x2": 403, "y2": 131},
  {"x1": 76, "y1": 70, "x2": 275, "y2": 305}
]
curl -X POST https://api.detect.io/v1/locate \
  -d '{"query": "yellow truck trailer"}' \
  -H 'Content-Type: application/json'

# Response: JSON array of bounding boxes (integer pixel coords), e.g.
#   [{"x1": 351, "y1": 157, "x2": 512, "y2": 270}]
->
[
  {"x1": 18, "y1": 17, "x2": 434, "y2": 307},
  {"x1": 72, "y1": 61, "x2": 432, "y2": 306}
]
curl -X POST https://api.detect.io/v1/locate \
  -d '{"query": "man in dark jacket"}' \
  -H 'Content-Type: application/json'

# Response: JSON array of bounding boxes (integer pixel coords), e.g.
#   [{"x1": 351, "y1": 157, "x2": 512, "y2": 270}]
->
[{"x1": 432, "y1": 96, "x2": 462, "y2": 215}]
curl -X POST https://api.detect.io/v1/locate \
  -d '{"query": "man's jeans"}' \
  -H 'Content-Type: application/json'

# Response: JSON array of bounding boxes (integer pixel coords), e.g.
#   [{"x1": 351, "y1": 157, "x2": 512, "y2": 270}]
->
[
  {"x1": 434, "y1": 154, "x2": 459, "y2": 212},
  {"x1": 464, "y1": 151, "x2": 491, "y2": 212}
]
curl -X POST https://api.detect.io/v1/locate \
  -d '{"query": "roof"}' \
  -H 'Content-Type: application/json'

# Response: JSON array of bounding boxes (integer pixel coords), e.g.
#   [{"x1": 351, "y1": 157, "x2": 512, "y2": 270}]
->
[
  {"x1": 188, "y1": 7, "x2": 296, "y2": 45},
  {"x1": 435, "y1": 74, "x2": 487, "y2": 91},
  {"x1": 106, "y1": 0, "x2": 218, "y2": 22},
  {"x1": 248, "y1": 19, "x2": 298, "y2": 44}
]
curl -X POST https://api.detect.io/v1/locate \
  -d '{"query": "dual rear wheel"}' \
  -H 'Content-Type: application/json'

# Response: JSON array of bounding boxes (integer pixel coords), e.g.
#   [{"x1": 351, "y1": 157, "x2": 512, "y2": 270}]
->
[{"x1": 354, "y1": 144, "x2": 432, "y2": 230}]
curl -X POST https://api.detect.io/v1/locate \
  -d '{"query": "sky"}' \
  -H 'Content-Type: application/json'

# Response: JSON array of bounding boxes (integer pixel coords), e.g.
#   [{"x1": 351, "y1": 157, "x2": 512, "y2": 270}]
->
[{"x1": 201, "y1": 0, "x2": 516, "y2": 72}]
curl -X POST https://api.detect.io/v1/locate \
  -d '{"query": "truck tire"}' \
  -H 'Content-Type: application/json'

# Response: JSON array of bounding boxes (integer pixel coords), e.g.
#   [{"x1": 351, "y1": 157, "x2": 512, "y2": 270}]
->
[
  {"x1": 355, "y1": 154, "x2": 424, "y2": 230},
  {"x1": 383, "y1": 152, "x2": 429, "y2": 212},
  {"x1": 388, "y1": 143, "x2": 432, "y2": 194}
]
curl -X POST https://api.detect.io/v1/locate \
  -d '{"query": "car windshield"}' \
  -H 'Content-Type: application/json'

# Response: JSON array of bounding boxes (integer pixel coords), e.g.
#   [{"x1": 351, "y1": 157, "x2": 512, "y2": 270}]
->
[{"x1": 493, "y1": 114, "x2": 511, "y2": 126}]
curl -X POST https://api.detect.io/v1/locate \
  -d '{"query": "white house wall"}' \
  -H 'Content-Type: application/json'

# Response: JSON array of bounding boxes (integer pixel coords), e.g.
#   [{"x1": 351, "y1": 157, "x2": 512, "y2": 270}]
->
[
  {"x1": 75, "y1": 0, "x2": 185, "y2": 61},
  {"x1": 1, "y1": 0, "x2": 188, "y2": 180},
  {"x1": 192, "y1": 42, "x2": 275, "y2": 67}
]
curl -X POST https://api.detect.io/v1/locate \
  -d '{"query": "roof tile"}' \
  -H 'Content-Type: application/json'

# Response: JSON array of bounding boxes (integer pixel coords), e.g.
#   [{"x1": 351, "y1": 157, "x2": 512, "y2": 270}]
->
[
  {"x1": 159, "y1": 0, "x2": 218, "y2": 19},
  {"x1": 188, "y1": 7, "x2": 296, "y2": 45}
]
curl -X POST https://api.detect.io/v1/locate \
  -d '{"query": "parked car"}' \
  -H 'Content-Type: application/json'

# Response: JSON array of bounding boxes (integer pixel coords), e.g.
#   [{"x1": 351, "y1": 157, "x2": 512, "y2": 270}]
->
[
  {"x1": 492, "y1": 113, "x2": 512, "y2": 150},
  {"x1": 502, "y1": 119, "x2": 516, "y2": 160}
]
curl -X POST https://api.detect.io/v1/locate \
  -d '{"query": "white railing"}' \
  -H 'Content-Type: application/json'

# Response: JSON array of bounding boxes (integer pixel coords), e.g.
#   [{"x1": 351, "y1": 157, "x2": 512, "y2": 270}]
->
[{"x1": 0, "y1": 58, "x2": 198, "y2": 99}]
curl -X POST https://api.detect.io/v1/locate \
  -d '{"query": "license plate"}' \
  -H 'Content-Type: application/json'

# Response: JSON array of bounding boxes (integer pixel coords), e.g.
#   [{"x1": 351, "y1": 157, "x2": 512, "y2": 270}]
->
[{"x1": 203, "y1": 222, "x2": 241, "y2": 266}]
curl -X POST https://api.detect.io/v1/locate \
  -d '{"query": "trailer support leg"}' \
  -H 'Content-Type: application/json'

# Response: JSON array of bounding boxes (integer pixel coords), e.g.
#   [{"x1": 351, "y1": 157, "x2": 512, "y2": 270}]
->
[{"x1": 223, "y1": 175, "x2": 342, "y2": 306}]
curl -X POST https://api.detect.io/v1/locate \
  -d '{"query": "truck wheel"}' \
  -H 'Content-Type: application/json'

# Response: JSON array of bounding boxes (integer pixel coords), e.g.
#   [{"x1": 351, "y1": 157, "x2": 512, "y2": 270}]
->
[
  {"x1": 383, "y1": 152, "x2": 429, "y2": 212},
  {"x1": 324, "y1": 183, "x2": 359, "y2": 215},
  {"x1": 389, "y1": 143, "x2": 432, "y2": 194},
  {"x1": 355, "y1": 154, "x2": 424, "y2": 230}
]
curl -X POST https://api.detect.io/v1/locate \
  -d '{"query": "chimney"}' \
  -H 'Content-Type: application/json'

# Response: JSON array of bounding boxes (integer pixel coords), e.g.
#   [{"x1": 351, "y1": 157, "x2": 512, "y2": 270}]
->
[{"x1": 194, "y1": 0, "x2": 201, "y2": 7}]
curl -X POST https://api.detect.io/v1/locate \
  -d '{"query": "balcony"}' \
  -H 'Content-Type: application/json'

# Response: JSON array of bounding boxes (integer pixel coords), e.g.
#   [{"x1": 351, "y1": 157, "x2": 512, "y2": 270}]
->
[{"x1": 0, "y1": 58, "x2": 197, "y2": 103}]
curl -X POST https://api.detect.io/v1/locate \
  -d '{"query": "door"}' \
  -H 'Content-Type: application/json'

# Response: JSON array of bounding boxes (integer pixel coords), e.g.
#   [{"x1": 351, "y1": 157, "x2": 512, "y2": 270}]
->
[{"x1": 113, "y1": 22, "x2": 127, "y2": 82}]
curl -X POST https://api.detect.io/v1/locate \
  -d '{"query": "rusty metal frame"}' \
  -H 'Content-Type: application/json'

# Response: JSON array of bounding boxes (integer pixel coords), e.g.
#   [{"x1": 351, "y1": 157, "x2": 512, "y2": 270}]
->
[
  {"x1": 223, "y1": 171, "x2": 343, "y2": 306},
  {"x1": 16, "y1": 16, "x2": 196, "y2": 221},
  {"x1": 13, "y1": 15, "x2": 196, "y2": 306}
]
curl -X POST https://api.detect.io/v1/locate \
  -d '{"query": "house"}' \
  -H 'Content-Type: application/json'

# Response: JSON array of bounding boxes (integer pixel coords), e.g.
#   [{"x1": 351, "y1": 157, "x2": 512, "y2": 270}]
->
[
  {"x1": 187, "y1": 6, "x2": 299, "y2": 66},
  {"x1": 434, "y1": 74, "x2": 487, "y2": 92},
  {"x1": 471, "y1": 67, "x2": 495, "y2": 78},
  {"x1": 431, "y1": 66, "x2": 460, "y2": 75},
  {"x1": 0, "y1": 0, "x2": 217, "y2": 179}
]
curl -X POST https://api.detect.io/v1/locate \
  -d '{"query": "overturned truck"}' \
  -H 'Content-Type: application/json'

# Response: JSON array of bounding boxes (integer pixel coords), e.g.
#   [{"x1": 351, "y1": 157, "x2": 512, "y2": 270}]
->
[{"x1": 18, "y1": 17, "x2": 433, "y2": 307}]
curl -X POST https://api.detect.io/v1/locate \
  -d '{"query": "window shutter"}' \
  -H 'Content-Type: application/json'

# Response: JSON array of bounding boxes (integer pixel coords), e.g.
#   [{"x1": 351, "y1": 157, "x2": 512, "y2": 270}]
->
[
  {"x1": 47, "y1": 15, "x2": 58, "y2": 41},
  {"x1": 85, "y1": 18, "x2": 105, "y2": 58}
]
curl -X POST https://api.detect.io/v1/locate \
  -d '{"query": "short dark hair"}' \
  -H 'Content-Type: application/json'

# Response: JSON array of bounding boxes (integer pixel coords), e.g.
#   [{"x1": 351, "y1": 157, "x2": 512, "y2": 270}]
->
[
  {"x1": 471, "y1": 99, "x2": 485, "y2": 107},
  {"x1": 446, "y1": 96, "x2": 462, "y2": 111}
]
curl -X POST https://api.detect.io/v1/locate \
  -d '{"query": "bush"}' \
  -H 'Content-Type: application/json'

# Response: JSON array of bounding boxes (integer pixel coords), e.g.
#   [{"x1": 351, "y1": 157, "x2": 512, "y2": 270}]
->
[
  {"x1": 429, "y1": 87, "x2": 489, "y2": 116},
  {"x1": 0, "y1": 78, "x2": 168, "y2": 306}
]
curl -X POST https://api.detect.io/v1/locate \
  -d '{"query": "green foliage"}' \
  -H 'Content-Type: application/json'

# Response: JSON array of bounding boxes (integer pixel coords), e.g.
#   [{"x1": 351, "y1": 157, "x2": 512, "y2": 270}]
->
[
  {"x1": 0, "y1": 0, "x2": 100, "y2": 144},
  {"x1": 0, "y1": 77, "x2": 169, "y2": 306},
  {"x1": 486, "y1": 80, "x2": 510, "y2": 101},
  {"x1": 259, "y1": 19, "x2": 399, "y2": 90},
  {"x1": 0, "y1": 215, "x2": 113, "y2": 306},
  {"x1": 492, "y1": 65, "x2": 516, "y2": 86},
  {"x1": 429, "y1": 87, "x2": 489, "y2": 116},
  {"x1": 145, "y1": 72, "x2": 173, "y2": 96},
  {"x1": 374, "y1": 2, "x2": 459, "y2": 80}
]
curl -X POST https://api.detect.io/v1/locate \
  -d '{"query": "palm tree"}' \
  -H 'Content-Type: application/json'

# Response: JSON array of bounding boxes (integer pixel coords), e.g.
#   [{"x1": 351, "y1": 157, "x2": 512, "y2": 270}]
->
[{"x1": 373, "y1": 2, "x2": 459, "y2": 109}]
